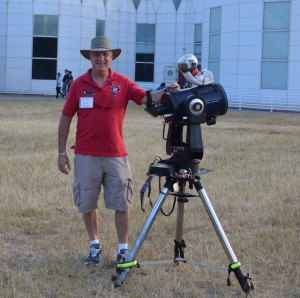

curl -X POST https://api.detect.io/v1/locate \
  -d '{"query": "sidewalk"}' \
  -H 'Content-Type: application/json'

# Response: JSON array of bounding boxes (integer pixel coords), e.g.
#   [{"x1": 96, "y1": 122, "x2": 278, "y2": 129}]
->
[{"x1": 0, "y1": 93, "x2": 63, "y2": 101}]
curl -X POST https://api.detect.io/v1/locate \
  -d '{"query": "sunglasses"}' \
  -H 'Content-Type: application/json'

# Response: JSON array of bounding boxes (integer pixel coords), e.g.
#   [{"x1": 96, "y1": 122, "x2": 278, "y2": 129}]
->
[
  {"x1": 93, "y1": 90, "x2": 116, "y2": 109},
  {"x1": 89, "y1": 69, "x2": 117, "y2": 109}
]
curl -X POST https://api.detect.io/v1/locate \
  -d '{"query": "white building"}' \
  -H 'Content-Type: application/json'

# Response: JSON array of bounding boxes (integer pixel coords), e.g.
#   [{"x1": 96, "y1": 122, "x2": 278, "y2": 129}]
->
[{"x1": 1, "y1": 0, "x2": 299, "y2": 111}]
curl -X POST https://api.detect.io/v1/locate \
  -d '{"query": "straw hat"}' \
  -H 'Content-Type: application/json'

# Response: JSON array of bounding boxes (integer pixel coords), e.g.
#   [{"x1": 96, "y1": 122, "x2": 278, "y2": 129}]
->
[{"x1": 80, "y1": 36, "x2": 121, "y2": 60}]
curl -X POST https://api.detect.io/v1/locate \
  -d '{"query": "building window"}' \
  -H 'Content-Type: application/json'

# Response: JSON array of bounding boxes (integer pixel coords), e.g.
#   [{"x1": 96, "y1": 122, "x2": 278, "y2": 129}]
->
[
  {"x1": 32, "y1": 15, "x2": 58, "y2": 80},
  {"x1": 261, "y1": 1, "x2": 290, "y2": 89},
  {"x1": 208, "y1": 7, "x2": 221, "y2": 82},
  {"x1": 194, "y1": 23, "x2": 202, "y2": 68},
  {"x1": 96, "y1": 20, "x2": 105, "y2": 36},
  {"x1": 135, "y1": 24, "x2": 155, "y2": 82}
]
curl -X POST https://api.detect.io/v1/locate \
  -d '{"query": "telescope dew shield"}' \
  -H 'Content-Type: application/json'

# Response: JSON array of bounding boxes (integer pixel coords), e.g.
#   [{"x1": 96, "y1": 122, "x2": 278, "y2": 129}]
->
[{"x1": 198, "y1": 83, "x2": 228, "y2": 124}]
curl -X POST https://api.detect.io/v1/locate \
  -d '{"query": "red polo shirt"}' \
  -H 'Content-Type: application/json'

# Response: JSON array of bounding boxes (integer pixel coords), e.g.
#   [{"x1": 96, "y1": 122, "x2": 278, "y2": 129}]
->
[{"x1": 62, "y1": 68, "x2": 146, "y2": 156}]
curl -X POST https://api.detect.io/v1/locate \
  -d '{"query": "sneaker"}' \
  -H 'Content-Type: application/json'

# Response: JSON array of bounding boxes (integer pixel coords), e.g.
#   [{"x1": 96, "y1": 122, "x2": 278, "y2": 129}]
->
[
  {"x1": 117, "y1": 249, "x2": 129, "y2": 264},
  {"x1": 85, "y1": 244, "x2": 102, "y2": 266},
  {"x1": 112, "y1": 249, "x2": 130, "y2": 284}
]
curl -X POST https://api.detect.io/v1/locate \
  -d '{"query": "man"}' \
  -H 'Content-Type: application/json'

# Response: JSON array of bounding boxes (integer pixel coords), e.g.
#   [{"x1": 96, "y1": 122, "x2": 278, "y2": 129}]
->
[
  {"x1": 62, "y1": 69, "x2": 70, "y2": 97},
  {"x1": 67, "y1": 70, "x2": 73, "y2": 93},
  {"x1": 155, "y1": 82, "x2": 166, "y2": 90},
  {"x1": 55, "y1": 72, "x2": 64, "y2": 99},
  {"x1": 57, "y1": 36, "x2": 165, "y2": 267}
]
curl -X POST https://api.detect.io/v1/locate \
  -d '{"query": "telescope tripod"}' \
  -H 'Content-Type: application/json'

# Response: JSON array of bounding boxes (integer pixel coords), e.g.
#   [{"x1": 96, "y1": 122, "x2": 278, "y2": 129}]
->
[{"x1": 113, "y1": 162, "x2": 254, "y2": 294}]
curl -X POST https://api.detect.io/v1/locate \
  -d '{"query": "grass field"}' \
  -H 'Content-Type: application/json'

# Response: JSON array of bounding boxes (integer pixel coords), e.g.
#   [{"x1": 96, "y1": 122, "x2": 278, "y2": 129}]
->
[{"x1": 0, "y1": 98, "x2": 299, "y2": 297}]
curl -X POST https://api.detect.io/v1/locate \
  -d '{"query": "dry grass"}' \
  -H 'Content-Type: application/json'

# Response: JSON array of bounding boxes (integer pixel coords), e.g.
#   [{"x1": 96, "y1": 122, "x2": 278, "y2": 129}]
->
[{"x1": 0, "y1": 98, "x2": 299, "y2": 297}]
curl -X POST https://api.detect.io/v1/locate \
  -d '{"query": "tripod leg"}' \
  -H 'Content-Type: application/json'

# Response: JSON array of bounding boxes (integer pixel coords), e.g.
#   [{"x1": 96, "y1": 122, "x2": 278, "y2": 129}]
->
[
  {"x1": 193, "y1": 179, "x2": 254, "y2": 294},
  {"x1": 114, "y1": 179, "x2": 172, "y2": 287},
  {"x1": 174, "y1": 181, "x2": 186, "y2": 260}
]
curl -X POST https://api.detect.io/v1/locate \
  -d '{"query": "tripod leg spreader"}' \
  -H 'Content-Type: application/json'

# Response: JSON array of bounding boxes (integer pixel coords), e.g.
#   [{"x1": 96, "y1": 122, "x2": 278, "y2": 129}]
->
[{"x1": 174, "y1": 239, "x2": 186, "y2": 260}]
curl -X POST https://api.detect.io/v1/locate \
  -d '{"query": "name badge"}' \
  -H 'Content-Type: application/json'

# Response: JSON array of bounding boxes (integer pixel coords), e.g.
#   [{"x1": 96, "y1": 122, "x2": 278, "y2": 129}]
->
[{"x1": 80, "y1": 97, "x2": 93, "y2": 108}]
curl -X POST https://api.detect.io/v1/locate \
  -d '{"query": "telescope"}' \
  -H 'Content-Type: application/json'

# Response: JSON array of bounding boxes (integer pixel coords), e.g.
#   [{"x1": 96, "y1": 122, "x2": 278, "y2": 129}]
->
[
  {"x1": 113, "y1": 54, "x2": 254, "y2": 295},
  {"x1": 145, "y1": 54, "x2": 228, "y2": 161},
  {"x1": 146, "y1": 82, "x2": 228, "y2": 160}
]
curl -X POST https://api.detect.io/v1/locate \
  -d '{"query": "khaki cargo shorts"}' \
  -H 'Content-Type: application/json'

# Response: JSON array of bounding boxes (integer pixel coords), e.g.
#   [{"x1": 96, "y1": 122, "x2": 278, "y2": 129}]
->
[{"x1": 72, "y1": 154, "x2": 133, "y2": 214}]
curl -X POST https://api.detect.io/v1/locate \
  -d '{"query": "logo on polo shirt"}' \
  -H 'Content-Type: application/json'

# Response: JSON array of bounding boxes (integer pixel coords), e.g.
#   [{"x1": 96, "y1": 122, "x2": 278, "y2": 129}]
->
[
  {"x1": 111, "y1": 85, "x2": 120, "y2": 93},
  {"x1": 82, "y1": 90, "x2": 93, "y2": 95}
]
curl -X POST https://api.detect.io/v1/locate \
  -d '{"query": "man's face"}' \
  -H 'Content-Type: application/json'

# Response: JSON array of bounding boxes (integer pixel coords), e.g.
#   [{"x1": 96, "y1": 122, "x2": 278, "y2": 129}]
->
[{"x1": 89, "y1": 51, "x2": 113, "y2": 72}]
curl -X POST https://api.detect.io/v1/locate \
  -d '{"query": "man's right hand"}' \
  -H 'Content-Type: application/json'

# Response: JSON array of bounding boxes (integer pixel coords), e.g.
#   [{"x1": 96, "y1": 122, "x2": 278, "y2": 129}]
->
[{"x1": 57, "y1": 153, "x2": 71, "y2": 175}]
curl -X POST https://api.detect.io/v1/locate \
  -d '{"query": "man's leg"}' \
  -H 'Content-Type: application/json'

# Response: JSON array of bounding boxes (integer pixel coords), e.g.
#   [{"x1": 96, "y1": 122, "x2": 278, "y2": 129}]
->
[
  {"x1": 115, "y1": 210, "x2": 131, "y2": 244},
  {"x1": 83, "y1": 209, "x2": 101, "y2": 266},
  {"x1": 115, "y1": 210, "x2": 131, "y2": 268},
  {"x1": 83, "y1": 209, "x2": 99, "y2": 240},
  {"x1": 62, "y1": 84, "x2": 66, "y2": 96},
  {"x1": 102, "y1": 156, "x2": 132, "y2": 259},
  {"x1": 73, "y1": 154, "x2": 102, "y2": 265}
]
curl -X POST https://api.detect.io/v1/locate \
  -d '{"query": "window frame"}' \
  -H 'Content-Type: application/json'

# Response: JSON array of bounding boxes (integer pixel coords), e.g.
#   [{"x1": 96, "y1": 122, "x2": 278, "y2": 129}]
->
[
  {"x1": 135, "y1": 23, "x2": 155, "y2": 82},
  {"x1": 261, "y1": 1, "x2": 290, "y2": 90},
  {"x1": 32, "y1": 15, "x2": 58, "y2": 80}
]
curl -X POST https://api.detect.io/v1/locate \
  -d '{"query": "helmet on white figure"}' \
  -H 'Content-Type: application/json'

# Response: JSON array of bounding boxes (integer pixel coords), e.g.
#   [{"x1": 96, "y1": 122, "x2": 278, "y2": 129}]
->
[{"x1": 177, "y1": 54, "x2": 214, "y2": 86}]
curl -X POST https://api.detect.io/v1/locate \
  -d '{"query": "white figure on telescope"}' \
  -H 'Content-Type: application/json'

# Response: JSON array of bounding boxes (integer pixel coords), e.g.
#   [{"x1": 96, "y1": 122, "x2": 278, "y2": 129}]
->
[{"x1": 177, "y1": 54, "x2": 214, "y2": 87}]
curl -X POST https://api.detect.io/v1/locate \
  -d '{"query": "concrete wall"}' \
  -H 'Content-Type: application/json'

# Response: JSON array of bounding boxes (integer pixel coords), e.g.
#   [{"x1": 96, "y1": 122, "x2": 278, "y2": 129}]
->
[{"x1": 0, "y1": 0, "x2": 299, "y2": 111}]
